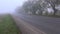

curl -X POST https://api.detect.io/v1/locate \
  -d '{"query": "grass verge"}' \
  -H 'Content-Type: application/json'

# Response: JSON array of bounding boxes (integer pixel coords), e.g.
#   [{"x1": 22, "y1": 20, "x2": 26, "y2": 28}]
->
[
  {"x1": 32, "y1": 14, "x2": 60, "y2": 18},
  {"x1": 0, "y1": 15, "x2": 20, "y2": 34}
]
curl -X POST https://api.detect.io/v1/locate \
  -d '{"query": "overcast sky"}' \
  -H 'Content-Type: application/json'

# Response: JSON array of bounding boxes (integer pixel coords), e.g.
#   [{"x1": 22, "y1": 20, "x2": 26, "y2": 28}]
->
[{"x1": 0, "y1": 0, "x2": 27, "y2": 14}]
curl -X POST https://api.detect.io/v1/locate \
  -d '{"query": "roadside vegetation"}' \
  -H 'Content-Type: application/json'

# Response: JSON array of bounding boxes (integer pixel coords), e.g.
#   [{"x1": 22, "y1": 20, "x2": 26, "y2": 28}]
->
[
  {"x1": 16, "y1": 0, "x2": 60, "y2": 17},
  {"x1": 0, "y1": 15, "x2": 20, "y2": 34}
]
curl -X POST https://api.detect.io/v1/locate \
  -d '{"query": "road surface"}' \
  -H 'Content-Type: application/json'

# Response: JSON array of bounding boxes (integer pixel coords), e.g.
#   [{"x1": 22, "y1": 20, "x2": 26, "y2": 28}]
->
[{"x1": 13, "y1": 13, "x2": 60, "y2": 34}]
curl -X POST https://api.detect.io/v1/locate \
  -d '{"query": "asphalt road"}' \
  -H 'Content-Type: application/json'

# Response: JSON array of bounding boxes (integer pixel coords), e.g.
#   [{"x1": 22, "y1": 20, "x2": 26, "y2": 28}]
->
[{"x1": 14, "y1": 13, "x2": 60, "y2": 34}]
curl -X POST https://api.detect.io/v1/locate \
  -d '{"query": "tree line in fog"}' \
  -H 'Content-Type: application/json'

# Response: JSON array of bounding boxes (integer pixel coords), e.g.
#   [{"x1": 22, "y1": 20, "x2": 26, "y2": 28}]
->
[{"x1": 16, "y1": 0, "x2": 60, "y2": 16}]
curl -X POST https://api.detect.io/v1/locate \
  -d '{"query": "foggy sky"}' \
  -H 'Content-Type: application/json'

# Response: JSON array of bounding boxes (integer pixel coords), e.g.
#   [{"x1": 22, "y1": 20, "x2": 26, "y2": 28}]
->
[{"x1": 0, "y1": 0, "x2": 27, "y2": 14}]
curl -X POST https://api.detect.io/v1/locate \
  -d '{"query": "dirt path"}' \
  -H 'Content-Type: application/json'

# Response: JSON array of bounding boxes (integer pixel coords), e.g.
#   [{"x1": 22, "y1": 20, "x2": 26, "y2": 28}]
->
[{"x1": 12, "y1": 15, "x2": 46, "y2": 34}]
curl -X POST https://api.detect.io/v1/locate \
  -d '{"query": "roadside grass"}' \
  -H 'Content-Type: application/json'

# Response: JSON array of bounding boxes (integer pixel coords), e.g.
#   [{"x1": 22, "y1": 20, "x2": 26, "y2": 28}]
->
[
  {"x1": 0, "y1": 15, "x2": 20, "y2": 34},
  {"x1": 41, "y1": 15, "x2": 60, "y2": 18},
  {"x1": 31, "y1": 14, "x2": 60, "y2": 18}
]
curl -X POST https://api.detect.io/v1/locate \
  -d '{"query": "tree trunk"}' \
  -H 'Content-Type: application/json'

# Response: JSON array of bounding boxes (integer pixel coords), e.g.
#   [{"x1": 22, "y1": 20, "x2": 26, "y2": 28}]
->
[
  {"x1": 40, "y1": 11, "x2": 42, "y2": 15},
  {"x1": 52, "y1": 6, "x2": 57, "y2": 16},
  {"x1": 32, "y1": 11, "x2": 36, "y2": 15}
]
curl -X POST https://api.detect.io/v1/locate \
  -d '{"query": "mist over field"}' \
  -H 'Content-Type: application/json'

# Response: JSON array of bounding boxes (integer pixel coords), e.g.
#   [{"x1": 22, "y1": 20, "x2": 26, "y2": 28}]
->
[{"x1": 0, "y1": 0, "x2": 27, "y2": 14}]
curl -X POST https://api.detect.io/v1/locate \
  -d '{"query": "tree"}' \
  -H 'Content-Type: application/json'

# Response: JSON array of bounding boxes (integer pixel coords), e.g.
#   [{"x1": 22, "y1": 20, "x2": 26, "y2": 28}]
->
[
  {"x1": 45, "y1": 0, "x2": 60, "y2": 15},
  {"x1": 30, "y1": 0, "x2": 44, "y2": 15}
]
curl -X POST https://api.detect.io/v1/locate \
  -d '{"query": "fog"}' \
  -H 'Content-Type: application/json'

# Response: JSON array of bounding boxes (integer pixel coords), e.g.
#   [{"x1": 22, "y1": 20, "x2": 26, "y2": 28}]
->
[{"x1": 0, "y1": 0, "x2": 27, "y2": 14}]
